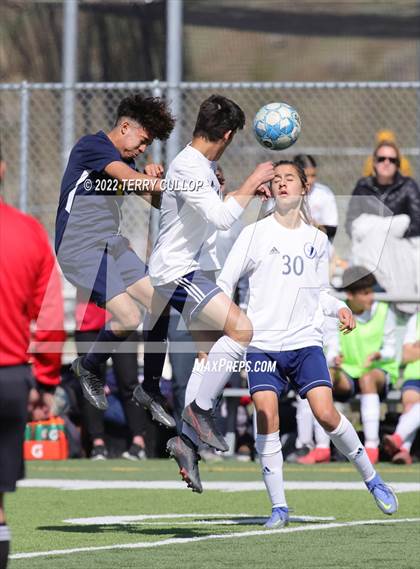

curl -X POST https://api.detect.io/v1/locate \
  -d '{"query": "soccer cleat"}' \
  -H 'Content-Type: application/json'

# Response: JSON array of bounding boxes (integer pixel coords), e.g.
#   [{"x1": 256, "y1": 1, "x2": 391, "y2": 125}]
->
[
  {"x1": 383, "y1": 433, "x2": 403, "y2": 458},
  {"x1": 90, "y1": 445, "x2": 108, "y2": 461},
  {"x1": 132, "y1": 384, "x2": 176, "y2": 429},
  {"x1": 122, "y1": 443, "x2": 146, "y2": 461},
  {"x1": 264, "y1": 507, "x2": 289, "y2": 529},
  {"x1": 182, "y1": 402, "x2": 229, "y2": 452},
  {"x1": 392, "y1": 449, "x2": 413, "y2": 465},
  {"x1": 71, "y1": 356, "x2": 108, "y2": 410},
  {"x1": 365, "y1": 447, "x2": 379, "y2": 464},
  {"x1": 366, "y1": 473, "x2": 398, "y2": 515},
  {"x1": 297, "y1": 447, "x2": 331, "y2": 465},
  {"x1": 166, "y1": 436, "x2": 203, "y2": 493}
]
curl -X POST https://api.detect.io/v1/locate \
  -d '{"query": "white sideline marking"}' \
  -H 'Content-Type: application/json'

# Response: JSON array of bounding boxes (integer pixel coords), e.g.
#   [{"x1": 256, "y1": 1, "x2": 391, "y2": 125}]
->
[
  {"x1": 64, "y1": 513, "x2": 336, "y2": 526},
  {"x1": 11, "y1": 518, "x2": 420, "y2": 560},
  {"x1": 17, "y1": 479, "x2": 420, "y2": 493}
]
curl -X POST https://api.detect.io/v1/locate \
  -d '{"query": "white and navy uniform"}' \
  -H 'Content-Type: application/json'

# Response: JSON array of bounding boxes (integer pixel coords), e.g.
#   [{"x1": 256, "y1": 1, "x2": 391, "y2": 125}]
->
[
  {"x1": 55, "y1": 131, "x2": 146, "y2": 306},
  {"x1": 149, "y1": 144, "x2": 244, "y2": 321},
  {"x1": 217, "y1": 215, "x2": 346, "y2": 398}
]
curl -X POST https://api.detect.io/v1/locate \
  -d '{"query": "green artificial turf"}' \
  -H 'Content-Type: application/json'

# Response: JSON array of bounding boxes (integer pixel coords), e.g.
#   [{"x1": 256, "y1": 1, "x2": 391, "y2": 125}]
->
[{"x1": 6, "y1": 459, "x2": 420, "y2": 569}]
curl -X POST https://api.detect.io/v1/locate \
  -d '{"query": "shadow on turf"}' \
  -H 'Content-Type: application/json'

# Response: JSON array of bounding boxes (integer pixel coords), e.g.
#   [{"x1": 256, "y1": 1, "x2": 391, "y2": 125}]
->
[{"x1": 37, "y1": 517, "x2": 268, "y2": 536}]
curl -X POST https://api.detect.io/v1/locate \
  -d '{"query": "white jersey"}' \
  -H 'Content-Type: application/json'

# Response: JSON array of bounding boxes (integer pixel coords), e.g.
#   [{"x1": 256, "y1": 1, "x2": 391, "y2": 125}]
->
[
  {"x1": 307, "y1": 182, "x2": 338, "y2": 227},
  {"x1": 404, "y1": 311, "x2": 419, "y2": 344},
  {"x1": 149, "y1": 145, "x2": 244, "y2": 286},
  {"x1": 217, "y1": 215, "x2": 346, "y2": 351},
  {"x1": 216, "y1": 217, "x2": 245, "y2": 267}
]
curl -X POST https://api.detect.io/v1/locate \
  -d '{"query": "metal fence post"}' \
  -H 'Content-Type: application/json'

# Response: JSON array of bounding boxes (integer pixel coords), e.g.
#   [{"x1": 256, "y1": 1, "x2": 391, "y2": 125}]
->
[
  {"x1": 417, "y1": 85, "x2": 420, "y2": 181},
  {"x1": 166, "y1": 0, "x2": 183, "y2": 165},
  {"x1": 150, "y1": 79, "x2": 163, "y2": 246},
  {"x1": 62, "y1": 0, "x2": 78, "y2": 171},
  {"x1": 19, "y1": 81, "x2": 29, "y2": 212}
]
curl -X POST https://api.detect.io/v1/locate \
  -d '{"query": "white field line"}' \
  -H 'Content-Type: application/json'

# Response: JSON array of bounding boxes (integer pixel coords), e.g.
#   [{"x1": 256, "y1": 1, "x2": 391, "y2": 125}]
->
[
  {"x1": 17, "y1": 479, "x2": 420, "y2": 493},
  {"x1": 11, "y1": 518, "x2": 420, "y2": 560},
  {"x1": 64, "y1": 513, "x2": 337, "y2": 526}
]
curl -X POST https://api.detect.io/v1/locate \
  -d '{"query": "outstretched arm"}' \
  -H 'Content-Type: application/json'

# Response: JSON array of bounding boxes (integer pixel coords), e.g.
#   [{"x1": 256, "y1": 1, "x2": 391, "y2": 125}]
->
[{"x1": 179, "y1": 162, "x2": 274, "y2": 230}]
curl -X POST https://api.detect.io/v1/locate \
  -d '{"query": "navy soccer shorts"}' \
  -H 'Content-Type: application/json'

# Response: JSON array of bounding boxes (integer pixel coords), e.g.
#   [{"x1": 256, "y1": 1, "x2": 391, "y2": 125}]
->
[
  {"x1": 335, "y1": 369, "x2": 392, "y2": 402},
  {"x1": 246, "y1": 345, "x2": 332, "y2": 399},
  {"x1": 155, "y1": 270, "x2": 222, "y2": 323},
  {"x1": 58, "y1": 235, "x2": 147, "y2": 307},
  {"x1": 401, "y1": 379, "x2": 420, "y2": 393}
]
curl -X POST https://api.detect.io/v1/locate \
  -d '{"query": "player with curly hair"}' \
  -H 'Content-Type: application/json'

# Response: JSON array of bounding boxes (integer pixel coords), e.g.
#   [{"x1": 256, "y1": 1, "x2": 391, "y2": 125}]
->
[{"x1": 55, "y1": 93, "x2": 176, "y2": 426}]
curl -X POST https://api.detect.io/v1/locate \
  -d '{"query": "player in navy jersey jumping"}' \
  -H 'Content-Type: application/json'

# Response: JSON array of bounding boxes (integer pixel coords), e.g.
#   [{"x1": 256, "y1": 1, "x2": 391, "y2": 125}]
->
[{"x1": 55, "y1": 94, "x2": 176, "y2": 427}]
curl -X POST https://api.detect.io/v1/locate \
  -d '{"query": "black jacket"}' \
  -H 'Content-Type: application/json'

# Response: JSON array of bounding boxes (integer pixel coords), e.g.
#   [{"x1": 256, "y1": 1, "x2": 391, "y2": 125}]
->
[{"x1": 345, "y1": 173, "x2": 420, "y2": 238}]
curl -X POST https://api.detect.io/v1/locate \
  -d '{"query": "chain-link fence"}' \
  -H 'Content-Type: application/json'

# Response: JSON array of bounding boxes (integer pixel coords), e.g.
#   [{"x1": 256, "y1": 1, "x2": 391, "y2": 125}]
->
[{"x1": 1, "y1": 81, "x2": 420, "y2": 258}]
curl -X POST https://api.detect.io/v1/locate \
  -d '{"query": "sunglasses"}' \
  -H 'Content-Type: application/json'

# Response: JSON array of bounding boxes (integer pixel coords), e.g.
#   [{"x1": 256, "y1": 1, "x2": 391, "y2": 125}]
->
[{"x1": 375, "y1": 155, "x2": 398, "y2": 165}]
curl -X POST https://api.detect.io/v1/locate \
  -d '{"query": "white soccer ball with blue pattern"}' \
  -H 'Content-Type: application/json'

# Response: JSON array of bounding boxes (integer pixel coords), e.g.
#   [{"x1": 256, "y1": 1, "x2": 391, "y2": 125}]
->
[{"x1": 253, "y1": 102, "x2": 301, "y2": 151}]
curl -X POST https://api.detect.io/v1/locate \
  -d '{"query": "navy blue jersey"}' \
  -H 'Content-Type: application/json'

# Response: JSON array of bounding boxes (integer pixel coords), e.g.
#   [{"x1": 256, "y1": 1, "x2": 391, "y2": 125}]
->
[{"x1": 55, "y1": 131, "x2": 135, "y2": 258}]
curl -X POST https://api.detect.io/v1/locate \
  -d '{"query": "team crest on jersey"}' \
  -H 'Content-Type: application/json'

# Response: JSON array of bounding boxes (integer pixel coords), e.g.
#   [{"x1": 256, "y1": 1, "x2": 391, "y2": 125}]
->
[{"x1": 304, "y1": 242, "x2": 317, "y2": 258}]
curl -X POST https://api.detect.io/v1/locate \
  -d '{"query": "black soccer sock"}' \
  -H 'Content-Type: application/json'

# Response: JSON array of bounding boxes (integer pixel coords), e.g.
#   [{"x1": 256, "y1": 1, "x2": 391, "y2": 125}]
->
[
  {"x1": 142, "y1": 311, "x2": 170, "y2": 396},
  {"x1": 83, "y1": 326, "x2": 128, "y2": 375},
  {"x1": 191, "y1": 400, "x2": 212, "y2": 416},
  {"x1": 0, "y1": 523, "x2": 10, "y2": 569}
]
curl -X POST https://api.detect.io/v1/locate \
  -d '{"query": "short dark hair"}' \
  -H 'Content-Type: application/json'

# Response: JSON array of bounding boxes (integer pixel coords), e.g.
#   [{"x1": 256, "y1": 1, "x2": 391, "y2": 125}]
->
[
  {"x1": 193, "y1": 95, "x2": 245, "y2": 142},
  {"x1": 293, "y1": 154, "x2": 317, "y2": 170},
  {"x1": 116, "y1": 93, "x2": 175, "y2": 141},
  {"x1": 340, "y1": 266, "x2": 377, "y2": 293}
]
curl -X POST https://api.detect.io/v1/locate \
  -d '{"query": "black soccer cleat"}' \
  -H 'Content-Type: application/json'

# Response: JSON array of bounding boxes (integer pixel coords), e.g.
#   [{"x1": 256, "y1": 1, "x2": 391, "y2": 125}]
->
[
  {"x1": 132, "y1": 384, "x2": 176, "y2": 429},
  {"x1": 166, "y1": 436, "x2": 203, "y2": 493},
  {"x1": 90, "y1": 444, "x2": 108, "y2": 461},
  {"x1": 71, "y1": 356, "x2": 108, "y2": 410},
  {"x1": 122, "y1": 442, "x2": 146, "y2": 461},
  {"x1": 182, "y1": 402, "x2": 229, "y2": 452}
]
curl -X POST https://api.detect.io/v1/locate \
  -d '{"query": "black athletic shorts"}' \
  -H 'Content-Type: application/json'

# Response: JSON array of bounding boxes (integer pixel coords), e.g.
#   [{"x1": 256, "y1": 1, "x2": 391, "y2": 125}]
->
[{"x1": 0, "y1": 365, "x2": 32, "y2": 492}]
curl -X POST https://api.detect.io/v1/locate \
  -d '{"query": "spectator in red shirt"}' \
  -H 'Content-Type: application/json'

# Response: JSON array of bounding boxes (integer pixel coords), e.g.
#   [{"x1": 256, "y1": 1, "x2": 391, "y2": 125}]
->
[{"x1": 0, "y1": 147, "x2": 65, "y2": 569}]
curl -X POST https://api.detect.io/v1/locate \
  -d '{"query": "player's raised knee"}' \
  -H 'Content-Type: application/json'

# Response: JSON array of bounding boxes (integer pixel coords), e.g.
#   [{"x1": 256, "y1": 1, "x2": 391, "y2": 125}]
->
[{"x1": 230, "y1": 324, "x2": 253, "y2": 346}]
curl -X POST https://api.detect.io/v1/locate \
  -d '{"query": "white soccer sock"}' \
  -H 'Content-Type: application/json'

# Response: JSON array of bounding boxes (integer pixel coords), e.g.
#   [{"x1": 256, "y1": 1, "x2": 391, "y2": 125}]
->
[
  {"x1": 255, "y1": 431, "x2": 287, "y2": 508},
  {"x1": 296, "y1": 397, "x2": 314, "y2": 448},
  {"x1": 314, "y1": 417, "x2": 330, "y2": 449},
  {"x1": 185, "y1": 363, "x2": 204, "y2": 406},
  {"x1": 396, "y1": 402, "x2": 420, "y2": 443},
  {"x1": 181, "y1": 365, "x2": 204, "y2": 447},
  {"x1": 328, "y1": 413, "x2": 375, "y2": 482},
  {"x1": 360, "y1": 393, "x2": 380, "y2": 448},
  {"x1": 195, "y1": 335, "x2": 245, "y2": 411}
]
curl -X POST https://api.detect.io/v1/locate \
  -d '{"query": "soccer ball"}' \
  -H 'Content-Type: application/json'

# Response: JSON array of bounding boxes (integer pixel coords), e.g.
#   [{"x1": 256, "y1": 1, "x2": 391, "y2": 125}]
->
[{"x1": 253, "y1": 102, "x2": 301, "y2": 151}]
